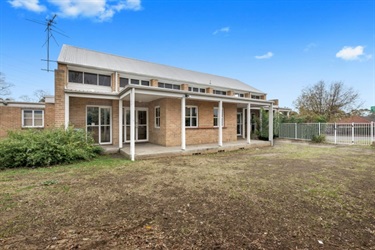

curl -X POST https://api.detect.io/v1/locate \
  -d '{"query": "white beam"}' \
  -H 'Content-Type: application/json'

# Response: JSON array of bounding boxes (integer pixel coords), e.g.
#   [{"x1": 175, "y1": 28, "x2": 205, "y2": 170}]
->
[
  {"x1": 218, "y1": 100, "x2": 223, "y2": 147},
  {"x1": 130, "y1": 88, "x2": 135, "y2": 161},
  {"x1": 64, "y1": 94, "x2": 69, "y2": 129},
  {"x1": 269, "y1": 103, "x2": 274, "y2": 146},
  {"x1": 181, "y1": 96, "x2": 186, "y2": 150},
  {"x1": 119, "y1": 100, "x2": 123, "y2": 148},
  {"x1": 247, "y1": 103, "x2": 251, "y2": 144},
  {"x1": 242, "y1": 108, "x2": 245, "y2": 139}
]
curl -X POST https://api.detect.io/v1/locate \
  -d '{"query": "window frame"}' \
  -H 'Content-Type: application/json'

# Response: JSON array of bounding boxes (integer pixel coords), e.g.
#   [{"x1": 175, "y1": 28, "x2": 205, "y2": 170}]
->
[
  {"x1": 213, "y1": 107, "x2": 225, "y2": 127},
  {"x1": 185, "y1": 106, "x2": 198, "y2": 128},
  {"x1": 22, "y1": 109, "x2": 44, "y2": 128},
  {"x1": 155, "y1": 106, "x2": 161, "y2": 128}
]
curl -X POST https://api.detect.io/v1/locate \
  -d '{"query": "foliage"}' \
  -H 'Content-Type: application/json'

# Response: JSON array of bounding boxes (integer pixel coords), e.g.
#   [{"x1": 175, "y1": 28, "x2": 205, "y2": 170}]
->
[
  {"x1": 0, "y1": 72, "x2": 14, "y2": 97},
  {"x1": 254, "y1": 108, "x2": 280, "y2": 140},
  {"x1": 294, "y1": 81, "x2": 362, "y2": 122},
  {"x1": 311, "y1": 134, "x2": 326, "y2": 143},
  {"x1": 0, "y1": 128, "x2": 102, "y2": 169},
  {"x1": 19, "y1": 89, "x2": 50, "y2": 102}
]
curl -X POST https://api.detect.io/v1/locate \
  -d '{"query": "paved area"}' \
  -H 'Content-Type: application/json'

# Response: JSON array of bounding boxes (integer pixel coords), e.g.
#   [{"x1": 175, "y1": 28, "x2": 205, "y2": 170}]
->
[{"x1": 118, "y1": 139, "x2": 271, "y2": 160}]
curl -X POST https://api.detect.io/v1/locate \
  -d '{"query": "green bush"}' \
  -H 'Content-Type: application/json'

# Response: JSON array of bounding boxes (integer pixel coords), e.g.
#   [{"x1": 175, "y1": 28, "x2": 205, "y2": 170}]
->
[
  {"x1": 0, "y1": 128, "x2": 102, "y2": 169},
  {"x1": 311, "y1": 134, "x2": 326, "y2": 143}
]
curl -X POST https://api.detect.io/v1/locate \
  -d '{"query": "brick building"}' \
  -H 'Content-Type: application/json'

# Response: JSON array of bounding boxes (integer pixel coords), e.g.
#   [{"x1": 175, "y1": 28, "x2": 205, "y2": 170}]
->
[{"x1": 1, "y1": 45, "x2": 291, "y2": 160}]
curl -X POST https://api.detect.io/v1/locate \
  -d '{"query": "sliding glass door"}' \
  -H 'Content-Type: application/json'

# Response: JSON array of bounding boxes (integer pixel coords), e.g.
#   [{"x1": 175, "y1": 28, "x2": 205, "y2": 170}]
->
[
  {"x1": 123, "y1": 108, "x2": 148, "y2": 143},
  {"x1": 87, "y1": 106, "x2": 112, "y2": 144}
]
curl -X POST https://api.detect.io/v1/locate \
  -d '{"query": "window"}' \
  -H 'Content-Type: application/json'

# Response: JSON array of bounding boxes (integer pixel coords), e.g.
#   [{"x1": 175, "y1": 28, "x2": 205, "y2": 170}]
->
[
  {"x1": 235, "y1": 93, "x2": 244, "y2": 97},
  {"x1": 251, "y1": 95, "x2": 260, "y2": 99},
  {"x1": 120, "y1": 78, "x2": 129, "y2": 87},
  {"x1": 99, "y1": 75, "x2": 111, "y2": 86},
  {"x1": 141, "y1": 80, "x2": 150, "y2": 86},
  {"x1": 84, "y1": 73, "x2": 97, "y2": 85},
  {"x1": 185, "y1": 106, "x2": 198, "y2": 127},
  {"x1": 69, "y1": 70, "x2": 83, "y2": 83},
  {"x1": 158, "y1": 82, "x2": 180, "y2": 90},
  {"x1": 22, "y1": 110, "x2": 44, "y2": 128},
  {"x1": 68, "y1": 70, "x2": 111, "y2": 86},
  {"x1": 213, "y1": 90, "x2": 227, "y2": 95},
  {"x1": 189, "y1": 87, "x2": 205, "y2": 93},
  {"x1": 155, "y1": 106, "x2": 160, "y2": 128},
  {"x1": 213, "y1": 107, "x2": 224, "y2": 127},
  {"x1": 131, "y1": 79, "x2": 140, "y2": 85}
]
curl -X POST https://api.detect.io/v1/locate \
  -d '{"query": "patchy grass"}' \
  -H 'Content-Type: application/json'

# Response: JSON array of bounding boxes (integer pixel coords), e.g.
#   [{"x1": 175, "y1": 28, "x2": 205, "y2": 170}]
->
[{"x1": 0, "y1": 142, "x2": 374, "y2": 249}]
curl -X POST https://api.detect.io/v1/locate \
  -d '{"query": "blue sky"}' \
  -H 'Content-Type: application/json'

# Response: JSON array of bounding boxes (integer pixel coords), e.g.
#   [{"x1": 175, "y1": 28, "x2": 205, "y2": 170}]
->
[{"x1": 1, "y1": 0, "x2": 374, "y2": 111}]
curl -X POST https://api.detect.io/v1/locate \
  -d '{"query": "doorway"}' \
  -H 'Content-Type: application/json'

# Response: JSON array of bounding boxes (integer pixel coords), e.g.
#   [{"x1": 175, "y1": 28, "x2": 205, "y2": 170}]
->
[{"x1": 124, "y1": 108, "x2": 148, "y2": 143}]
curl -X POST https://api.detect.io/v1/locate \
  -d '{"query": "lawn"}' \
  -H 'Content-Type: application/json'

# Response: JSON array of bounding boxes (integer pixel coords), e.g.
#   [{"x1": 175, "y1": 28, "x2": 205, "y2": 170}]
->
[{"x1": 0, "y1": 141, "x2": 374, "y2": 249}]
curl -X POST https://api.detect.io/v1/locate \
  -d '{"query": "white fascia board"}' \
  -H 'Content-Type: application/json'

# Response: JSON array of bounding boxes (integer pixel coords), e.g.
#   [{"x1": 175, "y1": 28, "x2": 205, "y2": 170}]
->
[
  {"x1": 65, "y1": 91, "x2": 119, "y2": 100},
  {"x1": 1, "y1": 102, "x2": 45, "y2": 108},
  {"x1": 188, "y1": 94, "x2": 273, "y2": 106}
]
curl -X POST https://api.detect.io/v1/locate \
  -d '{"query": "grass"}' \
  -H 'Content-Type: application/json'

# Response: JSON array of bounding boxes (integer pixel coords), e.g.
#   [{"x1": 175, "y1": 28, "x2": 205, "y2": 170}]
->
[{"x1": 0, "y1": 142, "x2": 374, "y2": 249}]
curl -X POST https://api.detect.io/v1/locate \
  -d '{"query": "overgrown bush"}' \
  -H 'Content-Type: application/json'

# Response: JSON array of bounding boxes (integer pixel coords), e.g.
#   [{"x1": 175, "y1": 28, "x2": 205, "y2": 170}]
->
[
  {"x1": 311, "y1": 134, "x2": 326, "y2": 143},
  {"x1": 0, "y1": 128, "x2": 102, "y2": 169}
]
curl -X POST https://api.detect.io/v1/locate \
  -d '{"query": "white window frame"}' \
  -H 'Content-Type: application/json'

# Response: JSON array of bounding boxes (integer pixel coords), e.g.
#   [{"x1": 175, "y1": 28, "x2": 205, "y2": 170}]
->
[
  {"x1": 213, "y1": 107, "x2": 224, "y2": 127},
  {"x1": 155, "y1": 106, "x2": 160, "y2": 128},
  {"x1": 22, "y1": 109, "x2": 44, "y2": 128},
  {"x1": 186, "y1": 106, "x2": 198, "y2": 128},
  {"x1": 86, "y1": 105, "x2": 112, "y2": 145}
]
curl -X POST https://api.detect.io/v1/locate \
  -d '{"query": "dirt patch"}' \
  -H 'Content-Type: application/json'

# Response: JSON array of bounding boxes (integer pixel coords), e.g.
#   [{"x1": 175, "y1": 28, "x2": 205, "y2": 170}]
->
[{"x1": 0, "y1": 142, "x2": 374, "y2": 249}]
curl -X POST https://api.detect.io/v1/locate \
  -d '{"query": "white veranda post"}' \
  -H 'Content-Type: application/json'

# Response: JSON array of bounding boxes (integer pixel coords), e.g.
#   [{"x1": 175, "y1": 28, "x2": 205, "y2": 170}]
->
[
  {"x1": 218, "y1": 100, "x2": 223, "y2": 147},
  {"x1": 269, "y1": 103, "x2": 274, "y2": 146},
  {"x1": 130, "y1": 88, "x2": 135, "y2": 161},
  {"x1": 118, "y1": 100, "x2": 123, "y2": 148},
  {"x1": 181, "y1": 96, "x2": 186, "y2": 150},
  {"x1": 247, "y1": 103, "x2": 251, "y2": 144}
]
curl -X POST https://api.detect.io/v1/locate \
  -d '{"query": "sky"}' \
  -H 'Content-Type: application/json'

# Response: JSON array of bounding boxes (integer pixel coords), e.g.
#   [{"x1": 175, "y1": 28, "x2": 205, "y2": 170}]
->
[{"x1": 0, "y1": 0, "x2": 374, "y2": 111}]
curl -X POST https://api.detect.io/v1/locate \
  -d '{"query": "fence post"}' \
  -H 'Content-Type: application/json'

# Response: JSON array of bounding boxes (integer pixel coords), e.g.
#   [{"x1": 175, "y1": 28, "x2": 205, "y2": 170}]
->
[
  {"x1": 371, "y1": 121, "x2": 374, "y2": 145},
  {"x1": 318, "y1": 122, "x2": 321, "y2": 136},
  {"x1": 334, "y1": 123, "x2": 337, "y2": 144},
  {"x1": 295, "y1": 123, "x2": 297, "y2": 140},
  {"x1": 351, "y1": 122, "x2": 354, "y2": 144}
]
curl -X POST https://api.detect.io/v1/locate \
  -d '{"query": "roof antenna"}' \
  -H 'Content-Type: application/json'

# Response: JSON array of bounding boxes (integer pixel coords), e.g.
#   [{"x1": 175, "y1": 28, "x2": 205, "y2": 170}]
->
[{"x1": 27, "y1": 14, "x2": 68, "y2": 72}]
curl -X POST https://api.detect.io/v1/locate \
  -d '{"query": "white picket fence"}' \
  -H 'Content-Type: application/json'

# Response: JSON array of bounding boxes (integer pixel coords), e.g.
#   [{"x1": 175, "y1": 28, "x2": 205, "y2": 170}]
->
[{"x1": 279, "y1": 122, "x2": 375, "y2": 145}]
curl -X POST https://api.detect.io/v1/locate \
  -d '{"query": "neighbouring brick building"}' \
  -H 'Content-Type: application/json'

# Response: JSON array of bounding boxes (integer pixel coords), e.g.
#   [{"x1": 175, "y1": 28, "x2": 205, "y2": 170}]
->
[{"x1": 1, "y1": 45, "x2": 291, "y2": 160}]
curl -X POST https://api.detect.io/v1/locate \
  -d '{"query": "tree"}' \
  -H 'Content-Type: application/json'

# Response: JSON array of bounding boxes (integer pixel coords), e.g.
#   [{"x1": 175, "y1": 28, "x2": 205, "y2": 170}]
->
[
  {"x1": 294, "y1": 81, "x2": 362, "y2": 122},
  {"x1": 0, "y1": 72, "x2": 14, "y2": 97},
  {"x1": 19, "y1": 90, "x2": 50, "y2": 102}
]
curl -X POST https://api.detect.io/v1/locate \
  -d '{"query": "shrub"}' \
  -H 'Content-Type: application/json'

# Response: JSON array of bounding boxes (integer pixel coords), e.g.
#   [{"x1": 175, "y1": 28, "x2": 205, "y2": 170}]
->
[
  {"x1": 311, "y1": 134, "x2": 326, "y2": 143},
  {"x1": 0, "y1": 128, "x2": 102, "y2": 169}
]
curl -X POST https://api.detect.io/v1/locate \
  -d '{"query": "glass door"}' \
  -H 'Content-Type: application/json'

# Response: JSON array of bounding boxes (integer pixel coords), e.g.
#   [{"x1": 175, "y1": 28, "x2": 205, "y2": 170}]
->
[
  {"x1": 237, "y1": 112, "x2": 242, "y2": 136},
  {"x1": 124, "y1": 108, "x2": 148, "y2": 143},
  {"x1": 87, "y1": 106, "x2": 111, "y2": 144}
]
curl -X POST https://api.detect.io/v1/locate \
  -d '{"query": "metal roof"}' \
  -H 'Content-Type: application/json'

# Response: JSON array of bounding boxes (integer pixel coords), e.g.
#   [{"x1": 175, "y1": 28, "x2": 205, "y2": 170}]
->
[{"x1": 58, "y1": 44, "x2": 265, "y2": 94}]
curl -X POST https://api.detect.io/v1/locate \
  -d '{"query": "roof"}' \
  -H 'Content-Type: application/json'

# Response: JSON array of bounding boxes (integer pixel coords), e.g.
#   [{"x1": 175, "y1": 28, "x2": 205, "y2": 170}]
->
[
  {"x1": 58, "y1": 44, "x2": 265, "y2": 94},
  {"x1": 338, "y1": 116, "x2": 373, "y2": 123}
]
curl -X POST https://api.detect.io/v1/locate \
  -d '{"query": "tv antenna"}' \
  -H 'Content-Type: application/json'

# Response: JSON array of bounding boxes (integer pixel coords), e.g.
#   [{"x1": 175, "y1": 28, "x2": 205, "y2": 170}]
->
[{"x1": 27, "y1": 14, "x2": 68, "y2": 72}]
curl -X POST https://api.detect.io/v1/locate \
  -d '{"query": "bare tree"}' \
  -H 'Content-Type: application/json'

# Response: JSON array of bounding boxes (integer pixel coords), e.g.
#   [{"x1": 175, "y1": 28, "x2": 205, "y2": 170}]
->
[
  {"x1": 0, "y1": 72, "x2": 14, "y2": 97},
  {"x1": 19, "y1": 90, "x2": 50, "y2": 102},
  {"x1": 294, "y1": 81, "x2": 362, "y2": 121}
]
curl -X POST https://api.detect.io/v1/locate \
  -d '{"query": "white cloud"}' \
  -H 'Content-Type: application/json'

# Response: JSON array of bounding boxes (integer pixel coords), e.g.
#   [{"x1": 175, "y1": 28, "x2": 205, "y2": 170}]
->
[
  {"x1": 213, "y1": 27, "x2": 230, "y2": 35},
  {"x1": 255, "y1": 52, "x2": 273, "y2": 59},
  {"x1": 8, "y1": 0, "x2": 46, "y2": 12},
  {"x1": 304, "y1": 42, "x2": 317, "y2": 52},
  {"x1": 336, "y1": 46, "x2": 371, "y2": 61},
  {"x1": 8, "y1": 0, "x2": 142, "y2": 21}
]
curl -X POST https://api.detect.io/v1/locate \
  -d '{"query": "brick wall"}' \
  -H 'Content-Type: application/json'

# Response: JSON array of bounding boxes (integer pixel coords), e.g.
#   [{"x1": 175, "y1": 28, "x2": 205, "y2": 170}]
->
[
  {"x1": 55, "y1": 64, "x2": 67, "y2": 127},
  {"x1": 0, "y1": 106, "x2": 22, "y2": 138}
]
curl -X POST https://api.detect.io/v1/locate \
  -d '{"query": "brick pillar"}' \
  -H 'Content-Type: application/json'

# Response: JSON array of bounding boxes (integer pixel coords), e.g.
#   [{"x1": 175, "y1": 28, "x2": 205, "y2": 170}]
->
[
  {"x1": 112, "y1": 100, "x2": 119, "y2": 146},
  {"x1": 206, "y1": 87, "x2": 213, "y2": 94},
  {"x1": 181, "y1": 84, "x2": 189, "y2": 91},
  {"x1": 262, "y1": 94, "x2": 267, "y2": 100},
  {"x1": 245, "y1": 92, "x2": 251, "y2": 98},
  {"x1": 150, "y1": 79, "x2": 158, "y2": 87},
  {"x1": 111, "y1": 72, "x2": 117, "y2": 92},
  {"x1": 226, "y1": 90, "x2": 234, "y2": 96},
  {"x1": 54, "y1": 64, "x2": 67, "y2": 127}
]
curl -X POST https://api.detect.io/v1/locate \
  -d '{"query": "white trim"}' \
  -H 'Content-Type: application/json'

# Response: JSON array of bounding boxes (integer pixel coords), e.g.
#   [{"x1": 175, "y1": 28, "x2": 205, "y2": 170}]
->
[
  {"x1": 218, "y1": 101, "x2": 223, "y2": 147},
  {"x1": 65, "y1": 94, "x2": 69, "y2": 129},
  {"x1": 154, "y1": 106, "x2": 160, "y2": 128},
  {"x1": 187, "y1": 94, "x2": 273, "y2": 105},
  {"x1": 86, "y1": 105, "x2": 112, "y2": 145},
  {"x1": 134, "y1": 89, "x2": 184, "y2": 98},
  {"x1": 21, "y1": 109, "x2": 44, "y2": 128},
  {"x1": 237, "y1": 112, "x2": 242, "y2": 136},
  {"x1": 242, "y1": 108, "x2": 246, "y2": 139},
  {"x1": 124, "y1": 107, "x2": 149, "y2": 143},
  {"x1": 213, "y1": 107, "x2": 225, "y2": 127},
  {"x1": 119, "y1": 100, "x2": 123, "y2": 148},
  {"x1": 130, "y1": 88, "x2": 135, "y2": 161},
  {"x1": 185, "y1": 105, "x2": 198, "y2": 128},
  {"x1": 2, "y1": 103, "x2": 45, "y2": 108},
  {"x1": 66, "y1": 92, "x2": 119, "y2": 100},
  {"x1": 247, "y1": 103, "x2": 251, "y2": 144},
  {"x1": 181, "y1": 97, "x2": 186, "y2": 150}
]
